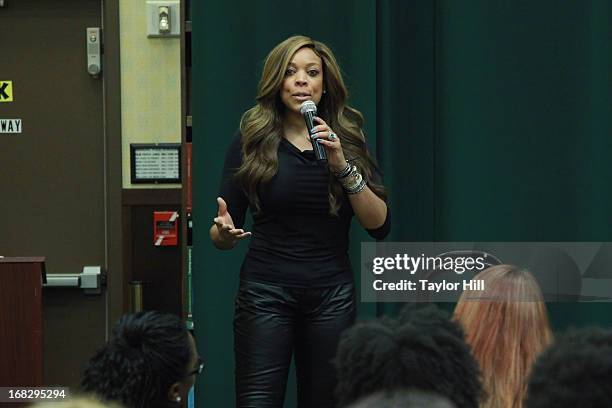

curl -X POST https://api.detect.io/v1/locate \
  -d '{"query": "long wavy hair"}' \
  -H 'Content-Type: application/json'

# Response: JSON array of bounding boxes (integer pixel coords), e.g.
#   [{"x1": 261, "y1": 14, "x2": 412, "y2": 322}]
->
[
  {"x1": 236, "y1": 35, "x2": 387, "y2": 214},
  {"x1": 453, "y1": 265, "x2": 553, "y2": 408}
]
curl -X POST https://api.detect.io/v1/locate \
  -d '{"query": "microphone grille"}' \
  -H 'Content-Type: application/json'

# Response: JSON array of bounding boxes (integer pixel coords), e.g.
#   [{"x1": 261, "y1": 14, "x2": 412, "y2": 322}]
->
[{"x1": 300, "y1": 100, "x2": 317, "y2": 115}]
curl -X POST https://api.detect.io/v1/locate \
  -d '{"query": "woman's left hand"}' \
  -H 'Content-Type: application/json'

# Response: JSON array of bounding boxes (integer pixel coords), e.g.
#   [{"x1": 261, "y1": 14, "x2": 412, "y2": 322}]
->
[{"x1": 311, "y1": 116, "x2": 346, "y2": 173}]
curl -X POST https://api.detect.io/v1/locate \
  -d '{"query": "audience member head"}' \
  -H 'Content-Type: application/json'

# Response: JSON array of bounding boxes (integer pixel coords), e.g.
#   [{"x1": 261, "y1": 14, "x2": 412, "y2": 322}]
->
[
  {"x1": 525, "y1": 327, "x2": 612, "y2": 408},
  {"x1": 81, "y1": 311, "x2": 201, "y2": 408},
  {"x1": 335, "y1": 304, "x2": 482, "y2": 408},
  {"x1": 454, "y1": 265, "x2": 553, "y2": 408},
  {"x1": 346, "y1": 389, "x2": 456, "y2": 408},
  {"x1": 32, "y1": 396, "x2": 123, "y2": 408}
]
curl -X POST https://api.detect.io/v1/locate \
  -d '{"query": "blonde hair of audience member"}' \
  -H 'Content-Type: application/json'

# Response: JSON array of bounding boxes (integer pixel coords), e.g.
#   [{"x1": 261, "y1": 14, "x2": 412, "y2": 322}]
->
[
  {"x1": 31, "y1": 396, "x2": 123, "y2": 408},
  {"x1": 347, "y1": 389, "x2": 456, "y2": 408},
  {"x1": 453, "y1": 265, "x2": 553, "y2": 408}
]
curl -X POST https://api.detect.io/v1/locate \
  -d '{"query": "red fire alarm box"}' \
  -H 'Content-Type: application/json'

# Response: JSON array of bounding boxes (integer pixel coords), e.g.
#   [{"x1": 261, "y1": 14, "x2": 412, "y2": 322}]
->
[{"x1": 153, "y1": 211, "x2": 179, "y2": 246}]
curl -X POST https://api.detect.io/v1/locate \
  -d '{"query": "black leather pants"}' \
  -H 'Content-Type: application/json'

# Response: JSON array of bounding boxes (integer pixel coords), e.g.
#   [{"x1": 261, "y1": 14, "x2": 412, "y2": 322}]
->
[{"x1": 234, "y1": 280, "x2": 356, "y2": 408}]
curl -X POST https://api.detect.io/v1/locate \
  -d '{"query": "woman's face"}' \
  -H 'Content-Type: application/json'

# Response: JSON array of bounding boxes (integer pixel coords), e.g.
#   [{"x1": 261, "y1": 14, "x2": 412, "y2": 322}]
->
[
  {"x1": 280, "y1": 47, "x2": 324, "y2": 115},
  {"x1": 173, "y1": 333, "x2": 200, "y2": 402}
]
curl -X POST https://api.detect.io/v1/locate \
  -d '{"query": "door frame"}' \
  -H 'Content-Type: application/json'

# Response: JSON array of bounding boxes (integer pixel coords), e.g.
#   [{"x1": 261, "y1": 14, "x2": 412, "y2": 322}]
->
[{"x1": 102, "y1": 0, "x2": 124, "y2": 334}]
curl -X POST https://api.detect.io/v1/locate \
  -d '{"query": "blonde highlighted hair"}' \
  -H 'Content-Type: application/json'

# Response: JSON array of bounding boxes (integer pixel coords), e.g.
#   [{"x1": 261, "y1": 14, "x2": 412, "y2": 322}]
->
[
  {"x1": 31, "y1": 395, "x2": 124, "y2": 408},
  {"x1": 236, "y1": 35, "x2": 386, "y2": 214},
  {"x1": 454, "y1": 265, "x2": 553, "y2": 408}
]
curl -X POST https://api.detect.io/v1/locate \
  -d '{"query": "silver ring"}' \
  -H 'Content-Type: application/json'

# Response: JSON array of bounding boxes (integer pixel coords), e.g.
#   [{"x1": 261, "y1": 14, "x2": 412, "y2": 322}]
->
[{"x1": 328, "y1": 132, "x2": 337, "y2": 141}]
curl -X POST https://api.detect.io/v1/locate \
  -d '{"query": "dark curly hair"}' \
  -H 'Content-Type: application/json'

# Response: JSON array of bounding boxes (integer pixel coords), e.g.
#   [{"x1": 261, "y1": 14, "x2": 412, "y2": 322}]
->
[
  {"x1": 81, "y1": 311, "x2": 192, "y2": 408},
  {"x1": 525, "y1": 327, "x2": 612, "y2": 408},
  {"x1": 334, "y1": 305, "x2": 482, "y2": 408}
]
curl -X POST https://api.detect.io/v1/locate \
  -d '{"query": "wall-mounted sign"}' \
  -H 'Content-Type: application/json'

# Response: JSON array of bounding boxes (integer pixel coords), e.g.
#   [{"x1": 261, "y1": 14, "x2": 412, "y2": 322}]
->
[
  {"x1": 0, "y1": 119, "x2": 21, "y2": 133},
  {"x1": 130, "y1": 143, "x2": 181, "y2": 184},
  {"x1": 0, "y1": 81, "x2": 13, "y2": 102}
]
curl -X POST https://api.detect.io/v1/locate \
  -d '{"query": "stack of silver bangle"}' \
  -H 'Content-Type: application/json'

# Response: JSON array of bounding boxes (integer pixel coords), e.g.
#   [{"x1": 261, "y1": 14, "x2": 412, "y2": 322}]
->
[{"x1": 333, "y1": 161, "x2": 367, "y2": 194}]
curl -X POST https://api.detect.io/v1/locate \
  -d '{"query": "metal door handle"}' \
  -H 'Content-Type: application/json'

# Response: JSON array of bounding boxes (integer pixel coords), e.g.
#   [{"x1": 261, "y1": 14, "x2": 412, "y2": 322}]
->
[{"x1": 44, "y1": 266, "x2": 103, "y2": 294}]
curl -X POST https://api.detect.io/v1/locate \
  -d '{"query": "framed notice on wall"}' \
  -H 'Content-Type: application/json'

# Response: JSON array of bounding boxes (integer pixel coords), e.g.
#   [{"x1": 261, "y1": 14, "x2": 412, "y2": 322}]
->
[{"x1": 130, "y1": 143, "x2": 181, "y2": 184}]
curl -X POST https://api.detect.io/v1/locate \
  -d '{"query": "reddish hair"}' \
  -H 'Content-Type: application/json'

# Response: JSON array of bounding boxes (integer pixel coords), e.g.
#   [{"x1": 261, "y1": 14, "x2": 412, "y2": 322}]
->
[{"x1": 454, "y1": 265, "x2": 553, "y2": 408}]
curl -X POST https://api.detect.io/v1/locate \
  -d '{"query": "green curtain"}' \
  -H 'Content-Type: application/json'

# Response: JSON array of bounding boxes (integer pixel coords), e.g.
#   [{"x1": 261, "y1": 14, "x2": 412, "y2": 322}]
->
[
  {"x1": 432, "y1": 1, "x2": 611, "y2": 242},
  {"x1": 193, "y1": 1, "x2": 611, "y2": 406},
  {"x1": 376, "y1": 0, "x2": 612, "y2": 319}
]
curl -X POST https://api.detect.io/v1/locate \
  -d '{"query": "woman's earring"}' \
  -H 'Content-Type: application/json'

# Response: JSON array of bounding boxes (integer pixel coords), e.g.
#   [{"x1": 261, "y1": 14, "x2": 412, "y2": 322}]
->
[
  {"x1": 175, "y1": 396, "x2": 181, "y2": 403},
  {"x1": 323, "y1": 89, "x2": 327, "y2": 94}
]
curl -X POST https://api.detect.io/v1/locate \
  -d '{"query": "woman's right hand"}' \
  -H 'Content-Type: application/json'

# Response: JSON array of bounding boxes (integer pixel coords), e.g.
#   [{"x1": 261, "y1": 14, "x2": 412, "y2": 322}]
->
[{"x1": 211, "y1": 197, "x2": 251, "y2": 249}]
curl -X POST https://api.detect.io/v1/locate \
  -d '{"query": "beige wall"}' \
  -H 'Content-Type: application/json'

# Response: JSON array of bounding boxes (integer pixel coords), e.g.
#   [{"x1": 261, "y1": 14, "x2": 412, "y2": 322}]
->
[{"x1": 120, "y1": 0, "x2": 181, "y2": 188}]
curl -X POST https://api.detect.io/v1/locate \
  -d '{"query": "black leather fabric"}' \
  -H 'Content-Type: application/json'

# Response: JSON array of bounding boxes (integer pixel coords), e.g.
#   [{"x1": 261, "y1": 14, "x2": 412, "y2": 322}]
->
[{"x1": 234, "y1": 280, "x2": 356, "y2": 408}]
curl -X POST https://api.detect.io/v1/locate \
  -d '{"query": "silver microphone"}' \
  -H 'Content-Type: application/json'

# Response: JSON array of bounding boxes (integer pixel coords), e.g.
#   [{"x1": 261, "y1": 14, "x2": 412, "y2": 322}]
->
[{"x1": 300, "y1": 100, "x2": 327, "y2": 163}]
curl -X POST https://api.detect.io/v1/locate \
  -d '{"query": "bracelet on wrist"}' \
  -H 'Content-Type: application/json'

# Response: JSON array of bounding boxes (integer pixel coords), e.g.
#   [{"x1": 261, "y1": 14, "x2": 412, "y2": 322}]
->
[
  {"x1": 340, "y1": 166, "x2": 367, "y2": 194},
  {"x1": 333, "y1": 161, "x2": 352, "y2": 179},
  {"x1": 346, "y1": 179, "x2": 367, "y2": 194}
]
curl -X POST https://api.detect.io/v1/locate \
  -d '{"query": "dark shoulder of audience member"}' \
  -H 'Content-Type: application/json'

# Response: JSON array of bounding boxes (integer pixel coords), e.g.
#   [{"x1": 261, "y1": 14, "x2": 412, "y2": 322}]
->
[
  {"x1": 346, "y1": 389, "x2": 456, "y2": 408},
  {"x1": 334, "y1": 304, "x2": 482, "y2": 408},
  {"x1": 525, "y1": 327, "x2": 612, "y2": 408},
  {"x1": 81, "y1": 311, "x2": 193, "y2": 408}
]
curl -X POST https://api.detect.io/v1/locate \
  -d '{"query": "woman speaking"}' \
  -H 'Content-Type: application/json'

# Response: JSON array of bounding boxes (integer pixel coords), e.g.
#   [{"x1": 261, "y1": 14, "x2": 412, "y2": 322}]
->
[{"x1": 210, "y1": 35, "x2": 390, "y2": 407}]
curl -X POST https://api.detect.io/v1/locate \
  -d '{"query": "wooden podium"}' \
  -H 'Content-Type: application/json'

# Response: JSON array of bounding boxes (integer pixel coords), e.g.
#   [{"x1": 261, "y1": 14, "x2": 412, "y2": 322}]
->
[{"x1": 0, "y1": 257, "x2": 45, "y2": 387}]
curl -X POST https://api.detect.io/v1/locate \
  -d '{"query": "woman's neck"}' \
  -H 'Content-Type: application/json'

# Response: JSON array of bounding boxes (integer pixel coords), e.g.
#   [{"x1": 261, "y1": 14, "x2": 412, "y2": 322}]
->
[{"x1": 282, "y1": 111, "x2": 308, "y2": 141}]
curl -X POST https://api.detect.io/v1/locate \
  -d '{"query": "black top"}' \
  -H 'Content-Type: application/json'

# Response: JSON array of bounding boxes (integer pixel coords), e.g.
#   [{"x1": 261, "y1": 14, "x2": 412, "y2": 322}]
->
[{"x1": 219, "y1": 134, "x2": 391, "y2": 288}]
